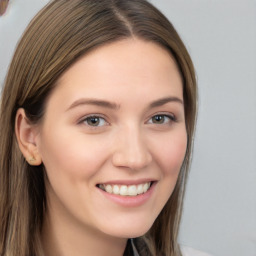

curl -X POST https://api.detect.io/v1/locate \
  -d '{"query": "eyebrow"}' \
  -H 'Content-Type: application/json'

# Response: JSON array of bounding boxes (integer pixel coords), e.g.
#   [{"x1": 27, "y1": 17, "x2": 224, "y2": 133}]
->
[
  {"x1": 66, "y1": 98, "x2": 120, "y2": 111},
  {"x1": 149, "y1": 96, "x2": 183, "y2": 108},
  {"x1": 66, "y1": 96, "x2": 183, "y2": 112}
]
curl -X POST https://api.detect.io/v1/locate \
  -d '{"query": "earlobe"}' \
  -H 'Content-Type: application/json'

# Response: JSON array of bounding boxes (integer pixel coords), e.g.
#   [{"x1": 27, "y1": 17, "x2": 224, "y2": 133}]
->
[{"x1": 15, "y1": 108, "x2": 42, "y2": 166}]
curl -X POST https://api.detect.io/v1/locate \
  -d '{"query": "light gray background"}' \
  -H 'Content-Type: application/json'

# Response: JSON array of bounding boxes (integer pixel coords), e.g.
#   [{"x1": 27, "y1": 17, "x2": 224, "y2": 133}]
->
[{"x1": 0, "y1": 1, "x2": 255, "y2": 256}]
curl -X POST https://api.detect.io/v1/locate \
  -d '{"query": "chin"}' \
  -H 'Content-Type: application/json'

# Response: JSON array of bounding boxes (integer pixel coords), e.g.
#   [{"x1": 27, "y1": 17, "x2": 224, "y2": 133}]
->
[{"x1": 100, "y1": 218, "x2": 154, "y2": 239}]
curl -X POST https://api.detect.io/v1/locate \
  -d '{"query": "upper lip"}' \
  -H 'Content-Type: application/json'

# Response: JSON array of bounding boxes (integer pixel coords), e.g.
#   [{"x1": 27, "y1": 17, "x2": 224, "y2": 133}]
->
[{"x1": 97, "y1": 179, "x2": 157, "y2": 186}]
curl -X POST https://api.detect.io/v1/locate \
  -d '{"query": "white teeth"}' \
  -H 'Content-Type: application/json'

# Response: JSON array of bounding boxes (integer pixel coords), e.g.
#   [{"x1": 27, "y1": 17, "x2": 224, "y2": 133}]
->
[
  {"x1": 143, "y1": 183, "x2": 150, "y2": 193},
  {"x1": 98, "y1": 182, "x2": 152, "y2": 196},
  {"x1": 120, "y1": 185, "x2": 128, "y2": 196},
  {"x1": 128, "y1": 185, "x2": 137, "y2": 196},
  {"x1": 137, "y1": 184, "x2": 143, "y2": 194},
  {"x1": 99, "y1": 184, "x2": 105, "y2": 190},
  {"x1": 113, "y1": 185, "x2": 119, "y2": 195},
  {"x1": 105, "y1": 184, "x2": 113, "y2": 193}
]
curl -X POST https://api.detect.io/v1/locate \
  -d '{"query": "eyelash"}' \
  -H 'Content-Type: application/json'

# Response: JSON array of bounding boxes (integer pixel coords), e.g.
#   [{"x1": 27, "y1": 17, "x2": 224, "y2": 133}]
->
[
  {"x1": 147, "y1": 114, "x2": 177, "y2": 125},
  {"x1": 79, "y1": 113, "x2": 177, "y2": 128},
  {"x1": 79, "y1": 115, "x2": 108, "y2": 127}
]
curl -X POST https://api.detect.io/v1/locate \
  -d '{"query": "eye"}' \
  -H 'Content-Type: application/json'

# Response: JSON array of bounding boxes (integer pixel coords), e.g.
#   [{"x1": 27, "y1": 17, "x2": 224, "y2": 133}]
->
[
  {"x1": 81, "y1": 115, "x2": 107, "y2": 127},
  {"x1": 148, "y1": 114, "x2": 176, "y2": 125}
]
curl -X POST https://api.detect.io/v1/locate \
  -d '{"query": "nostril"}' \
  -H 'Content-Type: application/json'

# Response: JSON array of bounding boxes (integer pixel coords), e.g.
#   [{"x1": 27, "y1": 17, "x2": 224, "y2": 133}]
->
[
  {"x1": 112, "y1": 147, "x2": 152, "y2": 169},
  {"x1": 111, "y1": 132, "x2": 152, "y2": 170}
]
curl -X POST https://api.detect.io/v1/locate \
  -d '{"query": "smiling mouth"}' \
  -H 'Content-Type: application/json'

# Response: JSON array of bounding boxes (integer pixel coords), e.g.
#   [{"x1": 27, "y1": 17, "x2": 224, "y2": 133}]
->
[{"x1": 97, "y1": 182, "x2": 153, "y2": 196}]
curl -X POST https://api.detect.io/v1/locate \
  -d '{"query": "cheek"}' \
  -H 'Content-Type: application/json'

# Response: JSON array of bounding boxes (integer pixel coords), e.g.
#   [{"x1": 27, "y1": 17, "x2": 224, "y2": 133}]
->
[
  {"x1": 37, "y1": 128, "x2": 109, "y2": 182},
  {"x1": 152, "y1": 130, "x2": 187, "y2": 176}
]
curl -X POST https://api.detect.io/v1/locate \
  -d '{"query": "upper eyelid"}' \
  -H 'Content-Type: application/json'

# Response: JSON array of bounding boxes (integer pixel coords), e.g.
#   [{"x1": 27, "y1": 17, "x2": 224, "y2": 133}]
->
[
  {"x1": 76, "y1": 112, "x2": 177, "y2": 125},
  {"x1": 147, "y1": 114, "x2": 176, "y2": 123},
  {"x1": 78, "y1": 114, "x2": 107, "y2": 122},
  {"x1": 146, "y1": 112, "x2": 176, "y2": 120}
]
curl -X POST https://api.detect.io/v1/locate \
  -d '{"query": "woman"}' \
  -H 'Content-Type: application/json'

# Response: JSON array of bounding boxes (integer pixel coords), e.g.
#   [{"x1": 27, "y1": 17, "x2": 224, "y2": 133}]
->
[{"x1": 0, "y1": 0, "x2": 202, "y2": 255}]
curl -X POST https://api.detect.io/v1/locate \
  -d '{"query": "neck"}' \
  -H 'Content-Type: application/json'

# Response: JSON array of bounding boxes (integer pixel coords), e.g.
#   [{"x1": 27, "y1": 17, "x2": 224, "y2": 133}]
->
[{"x1": 41, "y1": 201, "x2": 127, "y2": 256}]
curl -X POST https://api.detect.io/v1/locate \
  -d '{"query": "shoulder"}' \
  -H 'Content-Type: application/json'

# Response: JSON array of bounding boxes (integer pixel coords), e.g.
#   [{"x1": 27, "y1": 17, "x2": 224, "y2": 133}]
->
[{"x1": 180, "y1": 245, "x2": 213, "y2": 256}]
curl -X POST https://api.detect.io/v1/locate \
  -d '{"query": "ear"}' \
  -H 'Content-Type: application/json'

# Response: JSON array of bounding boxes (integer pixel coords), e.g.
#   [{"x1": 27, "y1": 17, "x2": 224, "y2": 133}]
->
[{"x1": 15, "y1": 108, "x2": 42, "y2": 166}]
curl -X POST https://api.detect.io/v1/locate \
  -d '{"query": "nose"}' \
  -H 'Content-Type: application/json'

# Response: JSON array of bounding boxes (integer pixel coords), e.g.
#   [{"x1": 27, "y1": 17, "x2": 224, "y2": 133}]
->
[{"x1": 111, "y1": 126, "x2": 152, "y2": 170}]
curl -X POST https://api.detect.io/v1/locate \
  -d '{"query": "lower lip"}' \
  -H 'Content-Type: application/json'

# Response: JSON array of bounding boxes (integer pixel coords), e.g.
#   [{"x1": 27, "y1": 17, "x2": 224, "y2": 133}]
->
[{"x1": 97, "y1": 182, "x2": 156, "y2": 207}]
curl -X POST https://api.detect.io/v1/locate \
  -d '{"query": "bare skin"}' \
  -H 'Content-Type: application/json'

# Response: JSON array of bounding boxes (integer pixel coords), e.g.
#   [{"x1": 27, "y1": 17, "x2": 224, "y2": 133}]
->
[{"x1": 16, "y1": 38, "x2": 186, "y2": 256}]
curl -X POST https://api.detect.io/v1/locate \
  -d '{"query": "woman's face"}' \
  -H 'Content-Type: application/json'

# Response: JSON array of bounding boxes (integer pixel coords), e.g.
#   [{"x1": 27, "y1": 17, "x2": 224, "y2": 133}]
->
[{"x1": 36, "y1": 39, "x2": 187, "y2": 238}]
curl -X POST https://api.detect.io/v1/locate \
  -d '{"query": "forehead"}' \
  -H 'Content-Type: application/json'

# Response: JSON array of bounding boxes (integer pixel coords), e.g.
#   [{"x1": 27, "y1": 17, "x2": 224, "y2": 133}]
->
[{"x1": 46, "y1": 39, "x2": 183, "y2": 110}]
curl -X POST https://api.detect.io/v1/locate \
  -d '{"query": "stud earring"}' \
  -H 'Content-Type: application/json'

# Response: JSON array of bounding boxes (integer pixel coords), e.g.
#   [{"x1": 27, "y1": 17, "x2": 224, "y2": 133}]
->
[{"x1": 27, "y1": 156, "x2": 36, "y2": 164}]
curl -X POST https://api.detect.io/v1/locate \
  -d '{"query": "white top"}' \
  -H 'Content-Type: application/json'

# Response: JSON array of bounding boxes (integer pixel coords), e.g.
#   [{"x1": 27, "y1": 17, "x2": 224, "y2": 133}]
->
[
  {"x1": 181, "y1": 245, "x2": 213, "y2": 256},
  {"x1": 131, "y1": 239, "x2": 212, "y2": 256}
]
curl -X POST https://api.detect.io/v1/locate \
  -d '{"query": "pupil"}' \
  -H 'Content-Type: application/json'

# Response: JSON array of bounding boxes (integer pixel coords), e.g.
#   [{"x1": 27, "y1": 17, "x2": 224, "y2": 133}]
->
[
  {"x1": 88, "y1": 117, "x2": 99, "y2": 126},
  {"x1": 154, "y1": 115, "x2": 163, "y2": 123}
]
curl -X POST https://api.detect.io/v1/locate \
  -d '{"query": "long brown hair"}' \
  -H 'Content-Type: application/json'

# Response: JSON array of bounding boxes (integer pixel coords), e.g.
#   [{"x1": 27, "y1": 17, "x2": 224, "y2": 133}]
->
[{"x1": 0, "y1": 0, "x2": 197, "y2": 255}]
